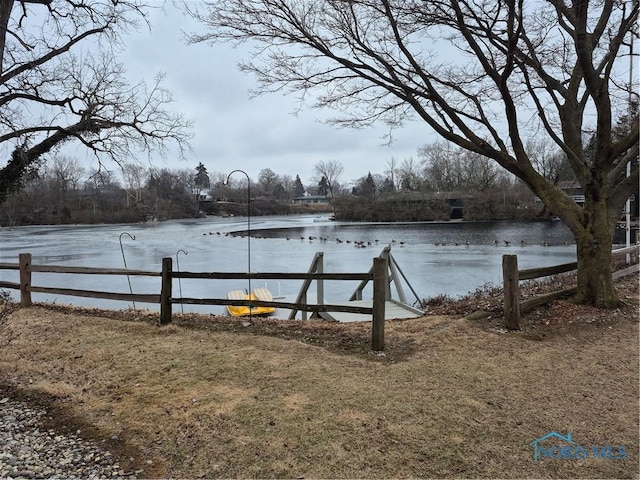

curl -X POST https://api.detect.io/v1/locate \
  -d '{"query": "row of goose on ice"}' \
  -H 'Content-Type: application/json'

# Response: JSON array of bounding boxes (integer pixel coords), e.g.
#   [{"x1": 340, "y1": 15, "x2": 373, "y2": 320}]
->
[{"x1": 203, "y1": 231, "x2": 565, "y2": 247}]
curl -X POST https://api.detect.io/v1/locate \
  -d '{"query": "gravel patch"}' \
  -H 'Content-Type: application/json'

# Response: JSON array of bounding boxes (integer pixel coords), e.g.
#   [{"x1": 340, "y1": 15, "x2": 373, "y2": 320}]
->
[{"x1": 0, "y1": 397, "x2": 139, "y2": 480}]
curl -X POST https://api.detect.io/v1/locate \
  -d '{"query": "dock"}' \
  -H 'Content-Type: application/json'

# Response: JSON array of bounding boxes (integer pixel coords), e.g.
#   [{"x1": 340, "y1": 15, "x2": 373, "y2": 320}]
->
[{"x1": 288, "y1": 245, "x2": 425, "y2": 323}]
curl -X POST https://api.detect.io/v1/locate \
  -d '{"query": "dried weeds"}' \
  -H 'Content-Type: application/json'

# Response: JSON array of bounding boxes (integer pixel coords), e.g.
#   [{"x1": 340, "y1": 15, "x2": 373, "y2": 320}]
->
[{"x1": 0, "y1": 273, "x2": 637, "y2": 479}]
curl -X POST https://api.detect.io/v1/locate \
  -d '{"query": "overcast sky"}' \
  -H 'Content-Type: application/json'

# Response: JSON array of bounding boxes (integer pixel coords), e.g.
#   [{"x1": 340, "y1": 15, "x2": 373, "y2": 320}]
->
[{"x1": 116, "y1": 2, "x2": 432, "y2": 187}]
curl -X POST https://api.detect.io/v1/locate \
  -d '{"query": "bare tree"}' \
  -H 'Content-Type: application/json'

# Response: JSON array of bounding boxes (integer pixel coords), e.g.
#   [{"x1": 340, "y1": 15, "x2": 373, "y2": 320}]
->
[
  {"x1": 526, "y1": 139, "x2": 574, "y2": 186},
  {"x1": 420, "y1": 143, "x2": 506, "y2": 192},
  {"x1": 209, "y1": 171, "x2": 228, "y2": 194},
  {"x1": 122, "y1": 162, "x2": 146, "y2": 206},
  {"x1": 188, "y1": 0, "x2": 639, "y2": 308},
  {"x1": 313, "y1": 160, "x2": 343, "y2": 199},
  {"x1": 397, "y1": 157, "x2": 421, "y2": 191},
  {"x1": 49, "y1": 157, "x2": 85, "y2": 197},
  {"x1": 418, "y1": 143, "x2": 463, "y2": 191},
  {"x1": 279, "y1": 173, "x2": 295, "y2": 200},
  {"x1": 257, "y1": 168, "x2": 280, "y2": 196},
  {"x1": 0, "y1": 0, "x2": 193, "y2": 204},
  {"x1": 461, "y1": 151, "x2": 506, "y2": 192},
  {"x1": 384, "y1": 157, "x2": 400, "y2": 191}
]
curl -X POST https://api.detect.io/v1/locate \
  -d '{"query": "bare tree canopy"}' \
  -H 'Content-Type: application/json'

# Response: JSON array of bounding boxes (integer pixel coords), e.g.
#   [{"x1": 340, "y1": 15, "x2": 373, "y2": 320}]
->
[
  {"x1": 0, "y1": 0, "x2": 193, "y2": 204},
  {"x1": 313, "y1": 159, "x2": 343, "y2": 195},
  {"x1": 188, "y1": 0, "x2": 639, "y2": 308}
]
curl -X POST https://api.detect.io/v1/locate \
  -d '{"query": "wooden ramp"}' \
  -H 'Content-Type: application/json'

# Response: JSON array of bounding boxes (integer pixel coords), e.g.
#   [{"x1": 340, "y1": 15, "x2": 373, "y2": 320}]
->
[
  {"x1": 289, "y1": 245, "x2": 425, "y2": 322},
  {"x1": 318, "y1": 299, "x2": 423, "y2": 323}
]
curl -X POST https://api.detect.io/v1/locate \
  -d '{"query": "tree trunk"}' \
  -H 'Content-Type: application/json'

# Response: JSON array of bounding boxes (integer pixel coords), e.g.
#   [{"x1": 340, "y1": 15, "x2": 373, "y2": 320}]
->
[{"x1": 573, "y1": 200, "x2": 618, "y2": 308}]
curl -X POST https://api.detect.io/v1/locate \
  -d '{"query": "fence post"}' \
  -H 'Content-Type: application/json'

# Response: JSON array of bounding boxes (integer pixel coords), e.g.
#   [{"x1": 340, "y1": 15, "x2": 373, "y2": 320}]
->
[
  {"x1": 316, "y1": 252, "x2": 324, "y2": 312},
  {"x1": 502, "y1": 254, "x2": 520, "y2": 330},
  {"x1": 160, "y1": 257, "x2": 172, "y2": 325},
  {"x1": 19, "y1": 253, "x2": 32, "y2": 307},
  {"x1": 372, "y1": 256, "x2": 387, "y2": 351}
]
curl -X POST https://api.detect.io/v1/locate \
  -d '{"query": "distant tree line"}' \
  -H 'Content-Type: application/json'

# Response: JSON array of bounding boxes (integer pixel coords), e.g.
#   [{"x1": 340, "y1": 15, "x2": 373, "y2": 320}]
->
[
  {"x1": 0, "y1": 160, "x2": 326, "y2": 226},
  {"x1": 334, "y1": 140, "x2": 575, "y2": 221},
  {"x1": 1, "y1": 159, "x2": 193, "y2": 225},
  {"x1": 1, "y1": 137, "x2": 581, "y2": 226}
]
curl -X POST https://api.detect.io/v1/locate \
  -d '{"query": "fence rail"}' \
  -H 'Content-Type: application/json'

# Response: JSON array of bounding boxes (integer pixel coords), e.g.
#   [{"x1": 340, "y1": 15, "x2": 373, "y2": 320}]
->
[
  {"x1": 0, "y1": 252, "x2": 389, "y2": 351},
  {"x1": 502, "y1": 245, "x2": 639, "y2": 329}
]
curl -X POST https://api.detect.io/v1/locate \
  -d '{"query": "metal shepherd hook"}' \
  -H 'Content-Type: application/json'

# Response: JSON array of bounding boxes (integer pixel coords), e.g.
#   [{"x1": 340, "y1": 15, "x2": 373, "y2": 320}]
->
[
  {"x1": 223, "y1": 169, "x2": 252, "y2": 320},
  {"x1": 119, "y1": 232, "x2": 136, "y2": 310},
  {"x1": 176, "y1": 249, "x2": 188, "y2": 313}
]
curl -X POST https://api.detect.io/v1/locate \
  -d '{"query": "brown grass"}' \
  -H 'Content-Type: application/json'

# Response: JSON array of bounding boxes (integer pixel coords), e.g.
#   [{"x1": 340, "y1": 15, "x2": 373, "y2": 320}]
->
[{"x1": 0, "y1": 277, "x2": 638, "y2": 479}]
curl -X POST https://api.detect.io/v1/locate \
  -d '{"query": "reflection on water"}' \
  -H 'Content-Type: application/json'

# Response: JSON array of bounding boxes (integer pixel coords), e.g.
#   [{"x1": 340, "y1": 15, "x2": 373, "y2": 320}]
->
[{"x1": 0, "y1": 216, "x2": 578, "y2": 316}]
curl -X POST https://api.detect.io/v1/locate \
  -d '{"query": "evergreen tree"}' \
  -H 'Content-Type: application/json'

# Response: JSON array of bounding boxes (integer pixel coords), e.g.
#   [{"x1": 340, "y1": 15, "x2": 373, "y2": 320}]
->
[
  {"x1": 293, "y1": 175, "x2": 305, "y2": 198},
  {"x1": 194, "y1": 163, "x2": 210, "y2": 191},
  {"x1": 317, "y1": 176, "x2": 329, "y2": 196},
  {"x1": 193, "y1": 163, "x2": 210, "y2": 216},
  {"x1": 379, "y1": 177, "x2": 395, "y2": 195},
  {"x1": 352, "y1": 172, "x2": 376, "y2": 197},
  {"x1": 363, "y1": 172, "x2": 376, "y2": 197}
]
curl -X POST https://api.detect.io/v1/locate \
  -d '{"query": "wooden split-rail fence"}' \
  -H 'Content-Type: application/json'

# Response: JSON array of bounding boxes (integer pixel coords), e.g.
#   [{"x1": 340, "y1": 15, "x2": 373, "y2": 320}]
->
[
  {"x1": 502, "y1": 245, "x2": 640, "y2": 329},
  {"x1": 2, "y1": 245, "x2": 638, "y2": 345},
  {"x1": 0, "y1": 252, "x2": 390, "y2": 351}
]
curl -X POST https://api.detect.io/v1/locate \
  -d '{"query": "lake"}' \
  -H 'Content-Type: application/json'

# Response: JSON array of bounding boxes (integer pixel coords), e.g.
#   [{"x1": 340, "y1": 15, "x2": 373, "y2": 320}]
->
[{"x1": 0, "y1": 215, "x2": 577, "y2": 317}]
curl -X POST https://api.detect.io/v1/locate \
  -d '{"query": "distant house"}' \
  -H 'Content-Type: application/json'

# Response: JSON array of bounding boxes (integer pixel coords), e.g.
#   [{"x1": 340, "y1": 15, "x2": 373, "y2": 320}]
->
[
  {"x1": 292, "y1": 195, "x2": 330, "y2": 205},
  {"x1": 534, "y1": 181, "x2": 584, "y2": 205},
  {"x1": 537, "y1": 180, "x2": 637, "y2": 227},
  {"x1": 557, "y1": 180, "x2": 585, "y2": 204}
]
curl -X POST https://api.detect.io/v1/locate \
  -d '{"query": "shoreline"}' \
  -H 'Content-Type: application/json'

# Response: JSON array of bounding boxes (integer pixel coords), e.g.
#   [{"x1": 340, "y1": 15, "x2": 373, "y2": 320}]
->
[{"x1": 2, "y1": 212, "x2": 580, "y2": 229}]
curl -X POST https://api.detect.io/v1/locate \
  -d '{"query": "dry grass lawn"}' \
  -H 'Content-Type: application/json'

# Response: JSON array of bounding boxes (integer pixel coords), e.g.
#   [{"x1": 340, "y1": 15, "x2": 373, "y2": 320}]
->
[{"x1": 0, "y1": 285, "x2": 638, "y2": 479}]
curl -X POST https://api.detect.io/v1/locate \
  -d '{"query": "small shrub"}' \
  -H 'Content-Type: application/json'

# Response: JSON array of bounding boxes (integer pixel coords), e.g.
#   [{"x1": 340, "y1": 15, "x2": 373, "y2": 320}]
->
[
  {"x1": 420, "y1": 293, "x2": 455, "y2": 308},
  {"x1": 418, "y1": 282, "x2": 504, "y2": 315},
  {"x1": 465, "y1": 282, "x2": 503, "y2": 300}
]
